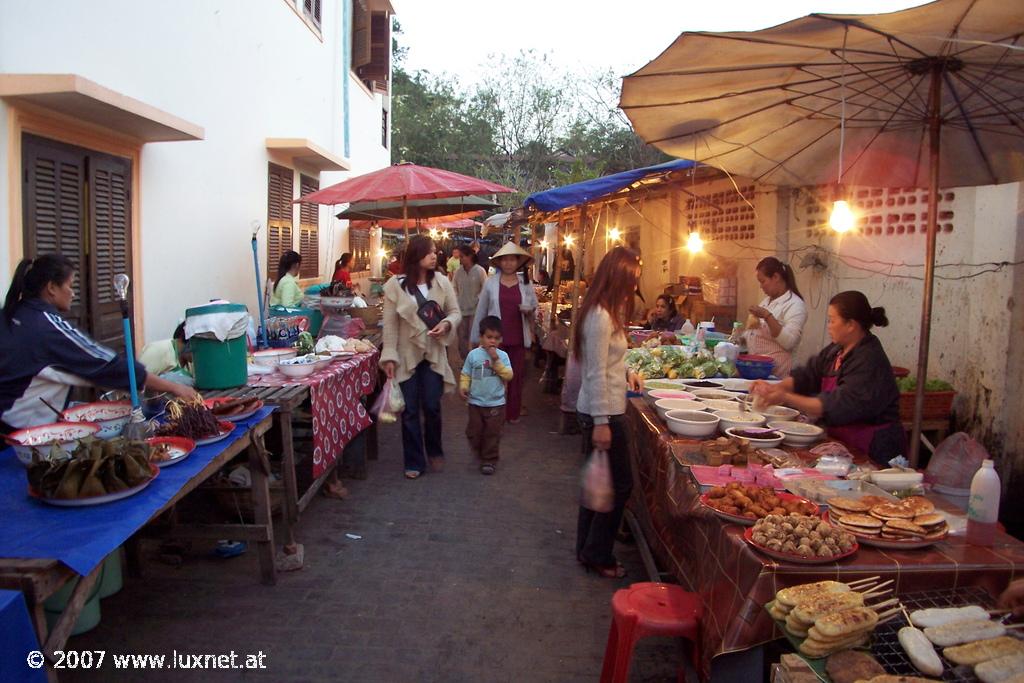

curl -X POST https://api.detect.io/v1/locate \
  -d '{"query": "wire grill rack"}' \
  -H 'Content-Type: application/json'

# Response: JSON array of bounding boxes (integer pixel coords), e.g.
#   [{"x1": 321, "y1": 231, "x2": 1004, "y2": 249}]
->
[{"x1": 870, "y1": 586, "x2": 997, "y2": 683}]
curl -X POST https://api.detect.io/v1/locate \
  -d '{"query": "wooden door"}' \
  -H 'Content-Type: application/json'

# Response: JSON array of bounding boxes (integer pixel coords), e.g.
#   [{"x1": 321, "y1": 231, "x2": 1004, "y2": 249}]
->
[{"x1": 21, "y1": 134, "x2": 133, "y2": 352}]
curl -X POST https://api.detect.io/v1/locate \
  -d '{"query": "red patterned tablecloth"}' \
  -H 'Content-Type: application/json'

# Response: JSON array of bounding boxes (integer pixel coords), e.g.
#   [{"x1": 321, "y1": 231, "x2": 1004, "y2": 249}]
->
[
  {"x1": 625, "y1": 397, "x2": 1024, "y2": 678},
  {"x1": 249, "y1": 352, "x2": 379, "y2": 477}
]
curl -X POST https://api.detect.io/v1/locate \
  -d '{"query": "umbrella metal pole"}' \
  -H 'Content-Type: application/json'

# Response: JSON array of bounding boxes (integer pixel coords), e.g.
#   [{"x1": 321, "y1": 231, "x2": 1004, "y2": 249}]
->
[
  {"x1": 568, "y1": 205, "x2": 589, "y2": 333},
  {"x1": 909, "y1": 65, "x2": 943, "y2": 468}
]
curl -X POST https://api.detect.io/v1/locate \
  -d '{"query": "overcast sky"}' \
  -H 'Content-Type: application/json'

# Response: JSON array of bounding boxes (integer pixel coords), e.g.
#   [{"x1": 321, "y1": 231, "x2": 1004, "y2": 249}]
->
[{"x1": 392, "y1": 0, "x2": 931, "y2": 83}]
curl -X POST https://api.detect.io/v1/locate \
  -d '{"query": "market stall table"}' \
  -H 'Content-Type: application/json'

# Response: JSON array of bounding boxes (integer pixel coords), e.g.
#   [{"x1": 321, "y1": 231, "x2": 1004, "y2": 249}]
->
[
  {"x1": 0, "y1": 407, "x2": 276, "y2": 669},
  {"x1": 203, "y1": 351, "x2": 379, "y2": 545},
  {"x1": 624, "y1": 397, "x2": 1024, "y2": 680}
]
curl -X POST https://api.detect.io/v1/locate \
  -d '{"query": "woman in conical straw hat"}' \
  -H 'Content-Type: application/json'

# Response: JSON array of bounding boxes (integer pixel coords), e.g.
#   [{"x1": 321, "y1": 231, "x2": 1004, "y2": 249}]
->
[{"x1": 470, "y1": 240, "x2": 538, "y2": 424}]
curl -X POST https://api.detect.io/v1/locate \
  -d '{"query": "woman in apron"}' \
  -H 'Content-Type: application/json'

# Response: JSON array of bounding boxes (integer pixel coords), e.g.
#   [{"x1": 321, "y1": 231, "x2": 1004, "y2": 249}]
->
[
  {"x1": 750, "y1": 291, "x2": 904, "y2": 465},
  {"x1": 743, "y1": 257, "x2": 807, "y2": 378}
]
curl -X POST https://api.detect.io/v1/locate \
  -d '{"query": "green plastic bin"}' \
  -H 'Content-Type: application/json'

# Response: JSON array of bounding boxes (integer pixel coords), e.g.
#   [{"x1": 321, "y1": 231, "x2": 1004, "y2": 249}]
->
[
  {"x1": 45, "y1": 563, "x2": 104, "y2": 636},
  {"x1": 270, "y1": 304, "x2": 322, "y2": 336},
  {"x1": 186, "y1": 303, "x2": 249, "y2": 390}
]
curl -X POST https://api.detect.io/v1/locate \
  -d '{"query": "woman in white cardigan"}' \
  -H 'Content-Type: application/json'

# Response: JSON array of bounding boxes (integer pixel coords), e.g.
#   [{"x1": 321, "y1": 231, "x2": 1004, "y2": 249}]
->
[
  {"x1": 380, "y1": 235, "x2": 461, "y2": 479},
  {"x1": 470, "y1": 241, "x2": 538, "y2": 423}
]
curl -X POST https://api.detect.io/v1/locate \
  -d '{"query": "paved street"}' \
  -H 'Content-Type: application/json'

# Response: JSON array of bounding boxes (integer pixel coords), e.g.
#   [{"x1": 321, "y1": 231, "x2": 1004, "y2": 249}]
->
[{"x1": 66, "y1": 371, "x2": 677, "y2": 682}]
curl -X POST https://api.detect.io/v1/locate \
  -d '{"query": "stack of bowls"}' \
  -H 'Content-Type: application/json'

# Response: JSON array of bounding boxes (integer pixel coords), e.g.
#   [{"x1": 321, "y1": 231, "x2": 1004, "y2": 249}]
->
[
  {"x1": 663, "y1": 410, "x2": 720, "y2": 438},
  {"x1": 735, "y1": 354, "x2": 774, "y2": 380},
  {"x1": 654, "y1": 398, "x2": 705, "y2": 421}
]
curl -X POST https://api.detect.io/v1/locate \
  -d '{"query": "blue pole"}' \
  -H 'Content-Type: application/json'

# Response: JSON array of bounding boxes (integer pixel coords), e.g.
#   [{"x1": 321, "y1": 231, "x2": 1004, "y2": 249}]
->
[
  {"x1": 252, "y1": 235, "x2": 269, "y2": 349},
  {"x1": 120, "y1": 308, "x2": 140, "y2": 409}
]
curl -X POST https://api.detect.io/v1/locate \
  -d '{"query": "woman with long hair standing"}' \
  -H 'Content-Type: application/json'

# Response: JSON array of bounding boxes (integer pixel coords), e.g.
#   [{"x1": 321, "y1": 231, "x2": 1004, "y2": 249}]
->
[
  {"x1": 574, "y1": 246, "x2": 644, "y2": 578},
  {"x1": 1, "y1": 255, "x2": 196, "y2": 432},
  {"x1": 470, "y1": 242, "x2": 538, "y2": 423},
  {"x1": 743, "y1": 256, "x2": 807, "y2": 378},
  {"x1": 270, "y1": 250, "x2": 303, "y2": 307},
  {"x1": 380, "y1": 236, "x2": 461, "y2": 478}
]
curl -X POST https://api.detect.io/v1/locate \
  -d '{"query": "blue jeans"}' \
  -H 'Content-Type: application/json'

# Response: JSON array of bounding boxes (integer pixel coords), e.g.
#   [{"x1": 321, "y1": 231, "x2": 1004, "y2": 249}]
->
[{"x1": 399, "y1": 361, "x2": 445, "y2": 472}]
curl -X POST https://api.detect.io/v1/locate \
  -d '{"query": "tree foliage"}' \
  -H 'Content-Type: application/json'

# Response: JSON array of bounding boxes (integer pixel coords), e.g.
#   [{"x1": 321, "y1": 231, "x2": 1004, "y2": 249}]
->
[{"x1": 391, "y1": 27, "x2": 669, "y2": 207}]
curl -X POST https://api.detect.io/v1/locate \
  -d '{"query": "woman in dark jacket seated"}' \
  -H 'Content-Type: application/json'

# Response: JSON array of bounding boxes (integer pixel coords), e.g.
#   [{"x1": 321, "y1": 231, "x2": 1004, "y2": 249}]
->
[{"x1": 751, "y1": 290, "x2": 903, "y2": 465}]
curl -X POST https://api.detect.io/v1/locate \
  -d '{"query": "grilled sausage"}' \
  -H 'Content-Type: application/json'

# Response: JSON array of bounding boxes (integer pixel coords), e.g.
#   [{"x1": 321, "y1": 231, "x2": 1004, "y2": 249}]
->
[
  {"x1": 923, "y1": 619, "x2": 1006, "y2": 647},
  {"x1": 816, "y1": 607, "x2": 880, "y2": 638},
  {"x1": 898, "y1": 626, "x2": 944, "y2": 677},
  {"x1": 909, "y1": 605, "x2": 990, "y2": 629},
  {"x1": 975, "y1": 652, "x2": 1024, "y2": 683},
  {"x1": 943, "y1": 637, "x2": 1024, "y2": 666}
]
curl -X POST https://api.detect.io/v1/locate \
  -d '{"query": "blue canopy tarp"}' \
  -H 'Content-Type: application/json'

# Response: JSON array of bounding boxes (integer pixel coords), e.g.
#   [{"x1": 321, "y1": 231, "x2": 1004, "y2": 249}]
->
[{"x1": 523, "y1": 159, "x2": 696, "y2": 213}]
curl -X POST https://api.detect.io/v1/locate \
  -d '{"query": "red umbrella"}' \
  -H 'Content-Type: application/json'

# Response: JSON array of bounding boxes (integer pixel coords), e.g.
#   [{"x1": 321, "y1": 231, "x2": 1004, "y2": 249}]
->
[
  {"x1": 298, "y1": 162, "x2": 515, "y2": 237},
  {"x1": 348, "y1": 212, "x2": 482, "y2": 231}
]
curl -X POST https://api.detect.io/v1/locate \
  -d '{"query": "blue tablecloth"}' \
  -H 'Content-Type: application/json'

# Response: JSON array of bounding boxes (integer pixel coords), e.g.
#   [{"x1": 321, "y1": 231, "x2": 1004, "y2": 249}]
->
[
  {"x1": 0, "y1": 589, "x2": 47, "y2": 683},
  {"x1": 0, "y1": 406, "x2": 275, "y2": 576}
]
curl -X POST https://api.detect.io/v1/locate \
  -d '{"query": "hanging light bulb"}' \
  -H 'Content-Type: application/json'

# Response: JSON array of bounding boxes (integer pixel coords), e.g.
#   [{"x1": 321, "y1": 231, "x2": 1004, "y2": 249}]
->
[
  {"x1": 539, "y1": 239, "x2": 549, "y2": 250},
  {"x1": 686, "y1": 231, "x2": 704, "y2": 254},
  {"x1": 377, "y1": 248, "x2": 388, "y2": 260},
  {"x1": 563, "y1": 234, "x2": 575, "y2": 247},
  {"x1": 608, "y1": 227, "x2": 621, "y2": 242},
  {"x1": 428, "y1": 228, "x2": 439, "y2": 239},
  {"x1": 441, "y1": 230, "x2": 450, "y2": 240},
  {"x1": 829, "y1": 200, "x2": 856, "y2": 233}
]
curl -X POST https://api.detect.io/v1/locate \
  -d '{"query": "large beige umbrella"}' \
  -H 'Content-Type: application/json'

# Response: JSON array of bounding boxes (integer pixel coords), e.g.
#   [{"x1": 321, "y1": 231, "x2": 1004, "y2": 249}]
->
[{"x1": 620, "y1": 0, "x2": 1024, "y2": 464}]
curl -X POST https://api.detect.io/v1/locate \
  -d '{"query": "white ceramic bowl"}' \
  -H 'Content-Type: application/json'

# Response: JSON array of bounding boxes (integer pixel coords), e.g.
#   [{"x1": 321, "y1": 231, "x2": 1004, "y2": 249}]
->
[
  {"x1": 679, "y1": 379, "x2": 724, "y2": 390},
  {"x1": 760, "y1": 405, "x2": 800, "y2": 421},
  {"x1": 724, "y1": 426, "x2": 785, "y2": 448},
  {"x1": 869, "y1": 470, "x2": 925, "y2": 492},
  {"x1": 9, "y1": 422, "x2": 101, "y2": 466},
  {"x1": 655, "y1": 399, "x2": 706, "y2": 420},
  {"x1": 699, "y1": 398, "x2": 741, "y2": 413},
  {"x1": 713, "y1": 410, "x2": 767, "y2": 434},
  {"x1": 253, "y1": 349, "x2": 297, "y2": 368},
  {"x1": 692, "y1": 389, "x2": 741, "y2": 402},
  {"x1": 62, "y1": 401, "x2": 132, "y2": 439},
  {"x1": 646, "y1": 389, "x2": 697, "y2": 404},
  {"x1": 664, "y1": 409, "x2": 720, "y2": 438},
  {"x1": 767, "y1": 420, "x2": 825, "y2": 447},
  {"x1": 278, "y1": 361, "x2": 317, "y2": 378}
]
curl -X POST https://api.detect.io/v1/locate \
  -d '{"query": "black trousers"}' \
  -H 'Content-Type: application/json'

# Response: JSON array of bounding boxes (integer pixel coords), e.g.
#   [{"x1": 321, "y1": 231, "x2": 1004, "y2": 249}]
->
[{"x1": 576, "y1": 413, "x2": 633, "y2": 567}]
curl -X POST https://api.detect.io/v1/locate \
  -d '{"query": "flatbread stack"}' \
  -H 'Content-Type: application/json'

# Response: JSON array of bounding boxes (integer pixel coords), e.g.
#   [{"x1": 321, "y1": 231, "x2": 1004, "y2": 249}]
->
[
  {"x1": 829, "y1": 496, "x2": 948, "y2": 542},
  {"x1": 798, "y1": 606, "x2": 888, "y2": 658}
]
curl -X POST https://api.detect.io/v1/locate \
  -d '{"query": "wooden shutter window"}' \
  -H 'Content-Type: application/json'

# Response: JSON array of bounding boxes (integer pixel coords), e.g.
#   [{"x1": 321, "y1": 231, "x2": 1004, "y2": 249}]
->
[
  {"x1": 298, "y1": 174, "x2": 320, "y2": 279},
  {"x1": 349, "y1": 229, "x2": 370, "y2": 272},
  {"x1": 267, "y1": 163, "x2": 294, "y2": 274},
  {"x1": 351, "y1": 0, "x2": 371, "y2": 68},
  {"x1": 358, "y1": 11, "x2": 390, "y2": 91},
  {"x1": 89, "y1": 154, "x2": 132, "y2": 352},
  {"x1": 22, "y1": 134, "x2": 88, "y2": 328}
]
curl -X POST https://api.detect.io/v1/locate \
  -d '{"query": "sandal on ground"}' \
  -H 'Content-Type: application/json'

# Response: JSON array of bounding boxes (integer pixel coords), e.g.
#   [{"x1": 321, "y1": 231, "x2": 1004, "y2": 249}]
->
[
  {"x1": 428, "y1": 457, "x2": 445, "y2": 472},
  {"x1": 322, "y1": 482, "x2": 349, "y2": 499},
  {"x1": 507, "y1": 418, "x2": 521, "y2": 425},
  {"x1": 581, "y1": 560, "x2": 627, "y2": 579},
  {"x1": 404, "y1": 470, "x2": 421, "y2": 479},
  {"x1": 480, "y1": 463, "x2": 496, "y2": 475}
]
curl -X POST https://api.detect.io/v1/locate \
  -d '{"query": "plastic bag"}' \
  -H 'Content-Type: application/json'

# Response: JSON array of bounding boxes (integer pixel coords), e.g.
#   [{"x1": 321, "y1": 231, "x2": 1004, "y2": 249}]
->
[
  {"x1": 924, "y1": 432, "x2": 989, "y2": 492},
  {"x1": 580, "y1": 449, "x2": 614, "y2": 513},
  {"x1": 371, "y1": 378, "x2": 405, "y2": 425}
]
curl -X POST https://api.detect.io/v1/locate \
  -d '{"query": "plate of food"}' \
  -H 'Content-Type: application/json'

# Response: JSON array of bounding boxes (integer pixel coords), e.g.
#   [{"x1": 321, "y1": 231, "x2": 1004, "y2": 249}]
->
[
  {"x1": 744, "y1": 515, "x2": 859, "y2": 564},
  {"x1": 701, "y1": 485, "x2": 819, "y2": 525},
  {"x1": 146, "y1": 436, "x2": 195, "y2": 467},
  {"x1": 204, "y1": 397, "x2": 264, "y2": 422},
  {"x1": 27, "y1": 439, "x2": 160, "y2": 506},
  {"x1": 193, "y1": 420, "x2": 235, "y2": 446},
  {"x1": 826, "y1": 496, "x2": 949, "y2": 549}
]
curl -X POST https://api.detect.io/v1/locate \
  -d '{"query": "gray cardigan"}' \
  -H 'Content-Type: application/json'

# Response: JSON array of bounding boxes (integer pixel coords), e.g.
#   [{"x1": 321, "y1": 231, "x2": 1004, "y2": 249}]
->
[
  {"x1": 576, "y1": 306, "x2": 628, "y2": 425},
  {"x1": 469, "y1": 273, "x2": 539, "y2": 346}
]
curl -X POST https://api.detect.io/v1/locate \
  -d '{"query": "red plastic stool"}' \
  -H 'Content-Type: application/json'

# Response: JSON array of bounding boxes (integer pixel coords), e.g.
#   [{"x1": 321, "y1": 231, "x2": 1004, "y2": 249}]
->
[{"x1": 600, "y1": 582, "x2": 703, "y2": 683}]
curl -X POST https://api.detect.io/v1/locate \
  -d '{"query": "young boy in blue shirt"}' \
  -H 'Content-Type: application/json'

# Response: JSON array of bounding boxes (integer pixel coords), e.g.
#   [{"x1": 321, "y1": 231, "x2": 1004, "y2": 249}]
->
[{"x1": 459, "y1": 316, "x2": 514, "y2": 475}]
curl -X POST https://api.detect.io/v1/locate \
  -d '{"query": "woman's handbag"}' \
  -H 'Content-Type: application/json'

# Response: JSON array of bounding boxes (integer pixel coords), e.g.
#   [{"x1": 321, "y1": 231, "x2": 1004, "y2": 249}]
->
[
  {"x1": 580, "y1": 449, "x2": 614, "y2": 513},
  {"x1": 411, "y1": 284, "x2": 446, "y2": 330}
]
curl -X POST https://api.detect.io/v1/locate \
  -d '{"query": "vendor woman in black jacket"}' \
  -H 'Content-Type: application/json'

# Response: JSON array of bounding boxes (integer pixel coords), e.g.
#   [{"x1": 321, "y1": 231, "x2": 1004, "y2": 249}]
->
[
  {"x1": 751, "y1": 291, "x2": 903, "y2": 465},
  {"x1": 0, "y1": 255, "x2": 196, "y2": 432}
]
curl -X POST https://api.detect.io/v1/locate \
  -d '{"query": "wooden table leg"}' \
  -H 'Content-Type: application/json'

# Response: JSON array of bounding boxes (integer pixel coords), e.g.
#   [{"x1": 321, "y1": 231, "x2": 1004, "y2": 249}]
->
[
  {"x1": 366, "y1": 420, "x2": 379, "y2": 461},
  {"x1": 278, "y1": 407, "x2": 299, "y2": 548},
  {"x1": 43, "y1": 563, "x2": 101, "y2": 660},
  {"x1": 248, "y1": 433, "x2": 277, "y2": 586}
]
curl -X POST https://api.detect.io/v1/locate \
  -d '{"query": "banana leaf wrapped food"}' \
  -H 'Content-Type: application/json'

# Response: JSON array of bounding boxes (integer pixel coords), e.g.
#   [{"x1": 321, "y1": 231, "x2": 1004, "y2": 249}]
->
[{"x1": 26, "y1": 437, "x2": 155, "y2": 500}]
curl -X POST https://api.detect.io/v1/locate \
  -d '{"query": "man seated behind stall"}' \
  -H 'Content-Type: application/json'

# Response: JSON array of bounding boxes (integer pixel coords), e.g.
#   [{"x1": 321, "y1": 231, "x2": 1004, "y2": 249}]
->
[{"x1": 139, "y1": 322, "x2": 193, "y2": 378}]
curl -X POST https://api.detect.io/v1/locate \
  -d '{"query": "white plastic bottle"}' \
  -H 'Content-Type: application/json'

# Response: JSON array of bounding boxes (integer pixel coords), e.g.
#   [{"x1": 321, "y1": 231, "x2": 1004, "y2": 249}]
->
[{"x1": 966, "y1": 459, "x2": 1001, "y2": 546}]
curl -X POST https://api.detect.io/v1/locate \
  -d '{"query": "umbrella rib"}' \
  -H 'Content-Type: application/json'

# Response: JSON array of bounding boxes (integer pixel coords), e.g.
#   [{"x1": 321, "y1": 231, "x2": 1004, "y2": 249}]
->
[
  {"x1": 621, "y1": 64, "x2": 903, "y2": 110},
  {"x1": 946, "y1": 70, "x2": 997, "y2": 184},
  {"x1": 950, "y1": 66, "x2": 1024, "y2": 121},
  {"x1": 947, "y1": 71, "x2": 1024, "y2": 137},
  {"x1": 628, "y1": 58, "x2": 910, "y2": 80},
  {"x1": 793, "y1": 65, "x2": 927, "y2": 119},
  {"x1": 812, "y1": 14, "x2": 929, "y2": 59}
]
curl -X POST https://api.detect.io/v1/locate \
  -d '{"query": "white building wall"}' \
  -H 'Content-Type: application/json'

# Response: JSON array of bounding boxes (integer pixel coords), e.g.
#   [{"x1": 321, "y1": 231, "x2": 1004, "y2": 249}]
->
[{"x1": 0, "y1": 0, "x2": 390, "y2": 343}]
